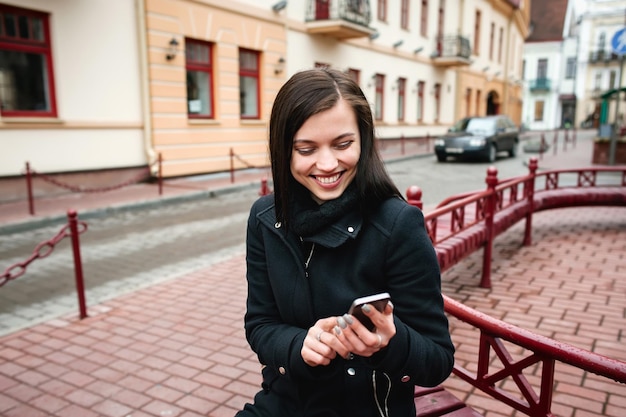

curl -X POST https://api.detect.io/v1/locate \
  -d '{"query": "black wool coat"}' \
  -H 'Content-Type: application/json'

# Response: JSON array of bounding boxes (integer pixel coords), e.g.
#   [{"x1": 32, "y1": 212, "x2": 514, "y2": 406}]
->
[{"x1": 238, "y1": 194, "x2": 455, "y2": 417}]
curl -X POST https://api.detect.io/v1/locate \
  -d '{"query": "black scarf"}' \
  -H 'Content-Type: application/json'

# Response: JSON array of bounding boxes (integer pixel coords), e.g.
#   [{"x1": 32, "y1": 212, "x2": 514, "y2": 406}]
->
[{"x1": 289, "y1": 181, "x2": 360, "y2": 237}]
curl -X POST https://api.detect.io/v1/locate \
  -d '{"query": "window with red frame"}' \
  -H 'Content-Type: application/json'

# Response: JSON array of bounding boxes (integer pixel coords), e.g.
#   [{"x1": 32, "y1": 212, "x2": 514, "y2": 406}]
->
[
  {"x1": 401, "y1": 0, "x2": 409, "y2": 30},
  {"x1": 434, "y1": 83, "x2": 441, "y2": 123},
  {"x1": 186, "y1": 39, "x2": 214, "y2": 118},
  {"x1": 416, "y1": 81, "x2": 424, "y2": 122},
  {"x1": 346, "y1": 68, "x2": 360, "y2": 84},
  {"x1": 239, "y1": 49, "x2": 259, "y2": 119},
  {"x1": 377, "y1": 0, "x2": 387, "y2": 21},
  {"x1": 420, "y1": 0, "x2": 428, "y2": 37},
  {"x1": 397, "y1": 77, "x2": 406, "y2": 122},
  {"x1": 0, "y1": 4, "x2": 56, "y2": 117},
  {"x1": 374, "y1": 74, "x2": 384, "y2": 121}
]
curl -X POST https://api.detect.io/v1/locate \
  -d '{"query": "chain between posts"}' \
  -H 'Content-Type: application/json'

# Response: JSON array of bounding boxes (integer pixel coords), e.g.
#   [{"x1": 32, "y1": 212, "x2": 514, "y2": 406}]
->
[{"x1": 0, "y1": 220, "x2": 88, "y2": 287}]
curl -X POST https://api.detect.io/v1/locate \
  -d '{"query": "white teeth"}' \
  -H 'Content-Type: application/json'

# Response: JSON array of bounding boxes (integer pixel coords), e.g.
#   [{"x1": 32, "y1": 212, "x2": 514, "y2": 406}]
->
[{"x1": 316, "y1": 173, "x2": 340, "y2": 184}]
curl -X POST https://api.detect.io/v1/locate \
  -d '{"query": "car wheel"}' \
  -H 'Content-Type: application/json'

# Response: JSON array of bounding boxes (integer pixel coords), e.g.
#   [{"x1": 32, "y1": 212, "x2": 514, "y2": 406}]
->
[
  {"x1": 486, "y1": 144, "x2": 496, "y2": 163},
  {"x1": 436, "y1": 153, "x2": 446, "y2": 162},
  {"x1": 508, "y1": 141, "x2": 518, "y2": 158}
]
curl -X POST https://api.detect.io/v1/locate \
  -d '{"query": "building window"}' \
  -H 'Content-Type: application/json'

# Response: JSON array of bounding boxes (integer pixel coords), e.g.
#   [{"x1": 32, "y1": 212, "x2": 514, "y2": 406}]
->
[
  {"x1": 239, "y1": 49, "x2": 259, "y2": 119},
  {"x1": 420, "y1": 0, "x2": 428, "y2": 37},
  {"x1": 416, "y1": 81, "x2": 424, "y2": 122},
  {"x1": 397, "y1": 77, "x2": 406, "y2": 121},
  {"x1": 565, "y1": 57, "x2": 576, "y2": 79},
  {"x1": 473, "y1": 10, "x2": 481, "y2": 55},
  {"x1": 537, "y1": 58, "x2": 547, "y2": 79},
  {"x1": 610, "y1": 70, "x2": 617, "y2": 89},
  {"x1": 489, "y1": 22, "x2": 495, "y2": 60},
  {"x1": 498, "y1": 27, "x2": 503, "y2": 63},
  {"x1": 0, "y1": 4, "x2": 56, "y2": 117},
  {"x1": 594, "y1": 72, "x2": 602, "y2": 90},
  {"x1": 466, "y1": 88, "x2": 472, "y2": 117},
  {"x1": 347, "y1": 68, "x2": 360, "y2": 84},
  {"x1": 374, "y1": 74, "x2": 384, "y2": 121},
  {"x1": 186, "y1": 39, "x2": 214, "y2": 119},
  {"x1": 401, "y1": 0, "x2": 409, "y2": 29},
  {"x1": 434, "y1": 83, "x2": 441, "y2": 123},
  {"x1": 377, "y1": 0, "x2": 387, "y2": 21},
  {"x1": 534, "y1": 100, "x2": 544, "y2": 121},
  {"x1": 475, "y1": 89, "x2": 481, "y2": 116}
]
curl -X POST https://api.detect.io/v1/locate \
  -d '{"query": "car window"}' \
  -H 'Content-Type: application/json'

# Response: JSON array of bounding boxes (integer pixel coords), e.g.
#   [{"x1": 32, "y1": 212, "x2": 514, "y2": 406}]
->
[{"x1": 465, "y1": 118, "x2": 495, "y2": 135}]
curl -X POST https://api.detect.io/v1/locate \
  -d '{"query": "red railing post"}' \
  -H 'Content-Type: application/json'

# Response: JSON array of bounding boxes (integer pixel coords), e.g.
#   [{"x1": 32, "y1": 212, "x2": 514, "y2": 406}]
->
[
  {"x1": 158, "y1": 153, "x2": 163, "y2": 196},
  {"x1": 25, "y1": 161, "x2": 35, "y2": 215},
  {"x1": 406, "y1": 185, "x2": 422, "y2": 209},
  {"x1": 481, "y1": 166, "x2": 498, "y2": 289},
  {"x1": 230, "y1": 148, "x2": 235, "y2": 184},
  {"x1": 523, "y1": 157, "x2": 538, "y2": 246},
  {"x1": 258, "y1": 178, "x2": 271, "y2": 196},
  {"x1": 67, "y1": 210, "x2": 88, "y2": 319}
]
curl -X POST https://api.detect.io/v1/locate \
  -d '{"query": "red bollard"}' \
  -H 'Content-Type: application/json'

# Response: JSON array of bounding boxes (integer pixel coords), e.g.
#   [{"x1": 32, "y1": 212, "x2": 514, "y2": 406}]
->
[
  {"x1": 25, "y1": 161, "x2": 35, "y2": 215},
  {"x1": 406, "y1": 185, "x2": 423, "y2": 209},
  {"x1": 230, "y1": 148, "x2": 235, "y2": 184},
  {"x1": 67, "y1": 210, "x2": 88, "y2": 319},
  {"x1": 158, "y1": 153, "x2": 163, "y2": 196},
  {"x1": 259, "y1": 178, "x2": 271, "y2": 196}
]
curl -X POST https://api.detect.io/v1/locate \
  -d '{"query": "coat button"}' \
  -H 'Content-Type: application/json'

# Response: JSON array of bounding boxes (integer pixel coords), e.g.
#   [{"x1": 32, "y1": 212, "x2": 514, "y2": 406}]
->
[
  {"x1": 279, "y1": 366, "x2": 286, "y2": 375},
  {"x1": 401, "y1": 375, "x2": 410, "y2": 383},
  {"x1": 347, "y1": 367, "x2": 356, "y2": 376},
  {"x1": 274, "y1": 222, "x2": 281, "y2": 229},
  {"x1": 347, "y1": 226, "x2": 354, "y2": 233}
]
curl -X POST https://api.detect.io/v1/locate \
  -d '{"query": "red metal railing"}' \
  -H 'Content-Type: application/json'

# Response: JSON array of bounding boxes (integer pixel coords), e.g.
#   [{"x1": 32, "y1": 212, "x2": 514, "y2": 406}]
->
[
  {"x1": 408, "y1": 158, "x2": 626, "y2": 288},
  {"x1": 444, "y1": 295, "x2": 626, "y2": 417},
  {"x1": 0, "y1": 210, "x2": 89, "y2": 319}
]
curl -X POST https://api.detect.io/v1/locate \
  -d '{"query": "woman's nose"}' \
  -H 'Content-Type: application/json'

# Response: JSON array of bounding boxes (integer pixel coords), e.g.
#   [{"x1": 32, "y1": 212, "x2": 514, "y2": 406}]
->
[{"x1": 316, "y1": 148, "x2": 339, "y2": 171}]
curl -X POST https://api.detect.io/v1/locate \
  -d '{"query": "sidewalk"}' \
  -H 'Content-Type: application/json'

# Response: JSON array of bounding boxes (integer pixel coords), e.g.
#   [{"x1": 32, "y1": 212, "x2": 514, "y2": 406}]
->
[{"x1": 1, "y1": 130, "x2": 625, "y2": 417}]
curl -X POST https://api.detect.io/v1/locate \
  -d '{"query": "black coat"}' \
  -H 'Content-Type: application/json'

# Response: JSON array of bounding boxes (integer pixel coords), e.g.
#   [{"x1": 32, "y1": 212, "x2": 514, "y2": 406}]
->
[{"x1": 239, "y1": 195, "x2": 454, "y2": 417}]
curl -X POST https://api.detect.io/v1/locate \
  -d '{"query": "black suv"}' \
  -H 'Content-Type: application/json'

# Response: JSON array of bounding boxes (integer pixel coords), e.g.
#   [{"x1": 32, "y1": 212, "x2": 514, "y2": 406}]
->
[{"x1": 434, "y1": 115, "x2": 519, "y2": 162}]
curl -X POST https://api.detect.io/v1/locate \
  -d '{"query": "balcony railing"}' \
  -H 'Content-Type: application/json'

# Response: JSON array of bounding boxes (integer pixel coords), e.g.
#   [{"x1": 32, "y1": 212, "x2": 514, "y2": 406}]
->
[
  {"x1": 529, "y1": 78, "x2": 551, "y2": 92},
  {"x1": 304, "y1": 0, "x2": 375, "y2": 39},
  {"x1": 430, "y1": 35, "x2": 472, "y2": 67},
  {"x1": 588, "y1": 50, "x2": 620, "y2": 63}
]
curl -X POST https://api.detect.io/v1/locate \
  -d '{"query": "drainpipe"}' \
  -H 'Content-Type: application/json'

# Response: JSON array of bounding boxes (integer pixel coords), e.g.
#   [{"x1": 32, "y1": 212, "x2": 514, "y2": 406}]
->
[{"x1": 135, "y1": 0, "x2": 157, "y2": 173}]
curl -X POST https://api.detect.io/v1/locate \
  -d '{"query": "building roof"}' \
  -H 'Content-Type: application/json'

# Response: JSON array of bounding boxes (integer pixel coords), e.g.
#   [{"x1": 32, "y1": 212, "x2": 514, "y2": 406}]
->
[{"x1": 526, "y1": 0, "x2": 569, "y2": 42}]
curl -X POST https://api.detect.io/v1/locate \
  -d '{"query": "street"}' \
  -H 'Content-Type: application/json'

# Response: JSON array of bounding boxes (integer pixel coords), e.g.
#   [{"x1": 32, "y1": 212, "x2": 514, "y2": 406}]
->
[{"x1": 0, "y1": 144, "x2": 573, "y2": 336}]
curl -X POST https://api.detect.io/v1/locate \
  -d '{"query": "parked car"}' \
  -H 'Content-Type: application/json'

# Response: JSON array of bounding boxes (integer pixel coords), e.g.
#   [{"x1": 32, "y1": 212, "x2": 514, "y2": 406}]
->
[{"x1": 434, "y1": 115, "x2": 519, "y2": 162}]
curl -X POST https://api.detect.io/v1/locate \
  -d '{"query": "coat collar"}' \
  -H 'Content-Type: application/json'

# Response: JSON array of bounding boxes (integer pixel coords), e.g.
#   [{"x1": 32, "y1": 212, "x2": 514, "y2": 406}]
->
[{"x1": 257, "y1": 204, "x2": 363, "y2": 249}]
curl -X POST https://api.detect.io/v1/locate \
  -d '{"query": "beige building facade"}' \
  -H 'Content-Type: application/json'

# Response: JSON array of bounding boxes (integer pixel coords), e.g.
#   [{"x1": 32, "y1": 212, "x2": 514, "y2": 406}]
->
[{"x1": 0, "y1": 0, "x2": 530, "y2": 191}]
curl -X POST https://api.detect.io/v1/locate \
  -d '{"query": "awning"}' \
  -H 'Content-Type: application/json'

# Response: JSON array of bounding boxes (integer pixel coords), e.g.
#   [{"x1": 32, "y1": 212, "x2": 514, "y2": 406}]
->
[
  {"x1": 558, "y1": 94, "x2": 576, "y2": 101},
  {"x1": 600, "y1": 87, "x2": 626, "y2": 99}
]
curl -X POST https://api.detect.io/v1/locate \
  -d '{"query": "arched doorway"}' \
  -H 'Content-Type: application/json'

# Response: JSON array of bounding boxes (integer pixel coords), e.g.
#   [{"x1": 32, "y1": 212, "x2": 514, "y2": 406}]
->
[{"x1": 486, "y1": 91, "x2": 500, "y2": 115}]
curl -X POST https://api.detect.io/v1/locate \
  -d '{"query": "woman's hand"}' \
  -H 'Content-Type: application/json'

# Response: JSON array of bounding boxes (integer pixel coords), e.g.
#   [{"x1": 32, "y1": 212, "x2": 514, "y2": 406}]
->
[
  {"x1": 334, "y1": 301, "x2": 395, "y2": 357},
  {"x1": 301, "y1": 317, "x2": 351, "y2": 367}
]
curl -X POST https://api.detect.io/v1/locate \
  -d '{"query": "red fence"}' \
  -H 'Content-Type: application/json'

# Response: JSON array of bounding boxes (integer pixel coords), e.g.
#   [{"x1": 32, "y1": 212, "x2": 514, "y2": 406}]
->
[
  {"x1": 406, "y1": 159, "x2": 626, "y2": 416},
  {"x1": 0, "y1": 210, "x2": 88, "y2": 319},
  {"x1": 407, "y1": 157, "x2": 626, "y2": 288}
]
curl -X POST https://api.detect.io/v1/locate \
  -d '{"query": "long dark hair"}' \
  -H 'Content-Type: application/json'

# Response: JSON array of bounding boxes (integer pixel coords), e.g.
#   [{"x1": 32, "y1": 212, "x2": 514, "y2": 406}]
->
[{"x1": 269, "y1": 67, "x2": 401, "y2": 225}]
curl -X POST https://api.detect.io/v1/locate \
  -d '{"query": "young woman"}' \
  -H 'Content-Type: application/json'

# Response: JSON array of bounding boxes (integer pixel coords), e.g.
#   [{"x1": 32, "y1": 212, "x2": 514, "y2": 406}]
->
[{"x1": 237, "y1": 68, "x2": 454, "y2": 417}]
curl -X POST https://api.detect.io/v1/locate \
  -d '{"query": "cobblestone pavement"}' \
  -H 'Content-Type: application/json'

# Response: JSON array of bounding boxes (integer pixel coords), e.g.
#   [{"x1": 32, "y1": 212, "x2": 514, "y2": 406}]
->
[{"x1": 0, "y1": 129, "x2": 624, "y2": 416}]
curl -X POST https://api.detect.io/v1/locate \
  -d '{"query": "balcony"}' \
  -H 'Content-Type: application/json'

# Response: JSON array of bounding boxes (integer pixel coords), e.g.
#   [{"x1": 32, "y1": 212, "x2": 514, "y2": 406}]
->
[
  {"x1": 588, "y1": 50, "x2": 620, "y2": 64},
  {"x1": 430, "y1": 35, "x2": 472, "y2": 67},
  {"x1": 305, "y1": 0, "x2": 376, "y2": 39},
  {"x1": 529, "y1": 78, "x2": 551, "y2": 92}
]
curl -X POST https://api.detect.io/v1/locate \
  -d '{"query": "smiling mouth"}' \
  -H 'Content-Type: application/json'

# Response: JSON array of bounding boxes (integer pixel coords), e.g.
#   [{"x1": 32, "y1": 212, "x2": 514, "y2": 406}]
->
[{"x1": 313, "y1": 172, "x2": 343, "y2": 184}]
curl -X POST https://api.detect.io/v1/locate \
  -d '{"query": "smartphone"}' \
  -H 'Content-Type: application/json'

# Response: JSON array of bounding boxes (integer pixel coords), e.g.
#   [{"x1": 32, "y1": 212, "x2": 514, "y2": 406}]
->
[{"x1": 347, "y1": 292, "x2": 391, "y2": 331}]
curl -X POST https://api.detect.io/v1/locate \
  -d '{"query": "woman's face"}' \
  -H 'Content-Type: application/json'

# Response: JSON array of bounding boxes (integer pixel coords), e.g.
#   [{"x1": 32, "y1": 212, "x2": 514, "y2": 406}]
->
[{"x1": 291, "y1": 98, "x2": 361, "y2": 204}]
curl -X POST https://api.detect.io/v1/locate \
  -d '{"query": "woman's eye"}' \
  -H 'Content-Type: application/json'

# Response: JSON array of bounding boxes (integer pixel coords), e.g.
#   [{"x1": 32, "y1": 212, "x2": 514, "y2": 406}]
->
[
  {"x1": 335, "y1": 140, "x2": 353, "y2": 150},
  {"x1": 295, "y1": 147, "x2": 315, "y2": 156}
]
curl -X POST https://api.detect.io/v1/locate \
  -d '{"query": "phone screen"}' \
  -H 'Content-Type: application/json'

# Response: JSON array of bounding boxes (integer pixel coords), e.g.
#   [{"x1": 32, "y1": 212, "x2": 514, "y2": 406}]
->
[{"x1": 347, "y1": 292, "x2": 390, "y2": 331}]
